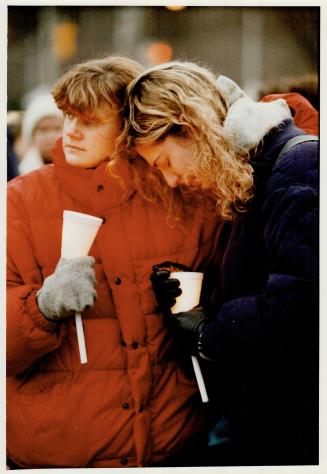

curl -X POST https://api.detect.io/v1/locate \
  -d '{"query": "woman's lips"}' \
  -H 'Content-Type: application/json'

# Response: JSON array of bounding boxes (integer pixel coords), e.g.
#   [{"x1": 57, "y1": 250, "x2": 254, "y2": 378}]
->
[{"x1": 65, "y1": 144, "x2": 86, "y2": 152}]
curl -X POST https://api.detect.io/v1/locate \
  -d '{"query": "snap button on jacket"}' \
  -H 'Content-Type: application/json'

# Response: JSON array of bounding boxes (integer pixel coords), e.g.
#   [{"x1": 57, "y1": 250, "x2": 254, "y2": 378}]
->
[{"x1": 7, "y1": 138, "x2": 223, "y2": 468}]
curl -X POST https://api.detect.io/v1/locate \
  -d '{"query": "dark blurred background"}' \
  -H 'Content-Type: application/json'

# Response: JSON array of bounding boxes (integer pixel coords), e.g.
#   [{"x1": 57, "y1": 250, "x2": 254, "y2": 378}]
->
[{"x1": 8, "y1": 5, "x2": 319, "y2": 109}]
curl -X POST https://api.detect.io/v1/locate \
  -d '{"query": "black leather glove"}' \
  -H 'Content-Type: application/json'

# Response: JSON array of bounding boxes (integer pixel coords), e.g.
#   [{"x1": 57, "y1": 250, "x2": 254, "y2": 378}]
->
[
  {"x1": 150, "y1": 261, "x2": 190, "y2": 313},
  {"x1": 167, "y1": 309, "x2": 208, "y2": 356}
]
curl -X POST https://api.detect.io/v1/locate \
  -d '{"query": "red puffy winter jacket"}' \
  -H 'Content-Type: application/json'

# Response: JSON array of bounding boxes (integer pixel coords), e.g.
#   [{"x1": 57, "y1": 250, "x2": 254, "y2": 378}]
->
[{"x1": 7, "y1": 139, "x2": 223, "y2": 468}]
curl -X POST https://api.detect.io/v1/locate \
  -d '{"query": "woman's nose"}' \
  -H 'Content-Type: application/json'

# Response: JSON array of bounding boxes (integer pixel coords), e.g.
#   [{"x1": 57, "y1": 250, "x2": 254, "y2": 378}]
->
[
  {"x1": 161, "y1": 170, "x2": 180, "y2": 188},
  {"x1": 66, "y1": 119, "x2": 83, "y2": 139}
]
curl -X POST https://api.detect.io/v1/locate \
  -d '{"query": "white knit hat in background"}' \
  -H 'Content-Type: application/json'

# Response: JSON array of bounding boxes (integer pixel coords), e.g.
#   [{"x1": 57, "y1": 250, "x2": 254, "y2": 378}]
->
[{"x1": 22, "y1": 93, "x2": 63, "y2": 144}]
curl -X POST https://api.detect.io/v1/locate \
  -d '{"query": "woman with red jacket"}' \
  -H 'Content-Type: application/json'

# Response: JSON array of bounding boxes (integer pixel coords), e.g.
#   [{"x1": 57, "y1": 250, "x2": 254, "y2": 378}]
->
[{"x1": 6, "y1": 56, "x2": 223, "y2": 468}]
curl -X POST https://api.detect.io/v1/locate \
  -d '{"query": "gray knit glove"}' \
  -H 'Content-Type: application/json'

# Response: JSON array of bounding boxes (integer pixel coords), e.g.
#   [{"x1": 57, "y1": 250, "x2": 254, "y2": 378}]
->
[{"x1": 36, "y1": 256, "x2": 97, "y2": 322}]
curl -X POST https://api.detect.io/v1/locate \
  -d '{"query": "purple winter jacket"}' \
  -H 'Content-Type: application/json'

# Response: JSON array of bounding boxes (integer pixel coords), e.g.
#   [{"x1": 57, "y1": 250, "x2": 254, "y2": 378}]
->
[{"x1": 201, "y1": 119, "x2": 318, "y2": 465}]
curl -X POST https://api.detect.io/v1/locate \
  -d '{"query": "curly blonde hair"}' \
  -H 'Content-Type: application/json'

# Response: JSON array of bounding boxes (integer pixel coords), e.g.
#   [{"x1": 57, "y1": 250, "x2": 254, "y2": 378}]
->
[{"x1": 110, "y1": 61, "x2": 254, "y2": 221}]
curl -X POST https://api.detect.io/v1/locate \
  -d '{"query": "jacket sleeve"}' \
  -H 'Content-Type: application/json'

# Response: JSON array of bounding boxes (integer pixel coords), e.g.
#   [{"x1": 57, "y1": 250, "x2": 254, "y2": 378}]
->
[
  {"x1": 7, "y1": 182, "x2": 66, "y2": 376},
  {"x1": 200, "y1": 142, "x2": 318, "y2": 362}
]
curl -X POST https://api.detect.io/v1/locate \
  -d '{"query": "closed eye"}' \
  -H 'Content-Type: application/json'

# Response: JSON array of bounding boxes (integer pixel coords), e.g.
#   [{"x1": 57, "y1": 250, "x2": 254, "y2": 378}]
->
[{"x1": 155, "y1": 156, "x2": 171, "y2": 170}]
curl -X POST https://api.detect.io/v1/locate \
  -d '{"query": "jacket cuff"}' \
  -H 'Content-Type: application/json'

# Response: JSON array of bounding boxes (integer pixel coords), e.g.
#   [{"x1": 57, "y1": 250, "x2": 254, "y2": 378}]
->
[
  {"x1": 25, "y1": 289, "x2": 61, "y2": 333},
  {"x1": 198, "y1": 320, "x2": 223, "y2": 360}
]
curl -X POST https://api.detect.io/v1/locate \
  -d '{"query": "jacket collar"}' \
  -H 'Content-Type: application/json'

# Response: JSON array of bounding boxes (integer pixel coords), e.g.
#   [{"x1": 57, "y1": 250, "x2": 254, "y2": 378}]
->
[
  {"x1": 217, "y1": 75, "x2": 293, "y2": 153},
  {"x1": 52, "y1": 138, "x2": 136, "y2": 214}
]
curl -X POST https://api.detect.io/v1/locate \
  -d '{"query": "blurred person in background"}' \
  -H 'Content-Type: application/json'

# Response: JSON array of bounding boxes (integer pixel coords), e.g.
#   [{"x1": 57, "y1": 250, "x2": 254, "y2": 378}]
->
[
  {"x1": 114, "y1": 61, "x2": 319, "y2": 466},
  {"x1": 7, "y1": 110, "x2": 26, "y2": 163},
  {"x1": 7, "y1": 126, "x2": 19, "y2": 181},
  {"x1": 6, "y1": 56, "x2": 223, "y2": 468},
  {"x1": 18, "y1": 92, "x2": 63, "y2": 174}
]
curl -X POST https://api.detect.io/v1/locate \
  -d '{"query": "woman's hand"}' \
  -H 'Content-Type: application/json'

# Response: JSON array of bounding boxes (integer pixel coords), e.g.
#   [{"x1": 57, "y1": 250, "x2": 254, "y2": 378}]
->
[
  {"x1": 36, "y1": 256, "x2": 96, "y2": 321},
  {"x1": 151, "y1": 261, "x2": 211, "y2": 357},
  {"x1": 150, "y1": 261, "x2": 189, "y2": 312},
  {"x1": 167, "y1": 309, "x2": 207, "y2": 356}
]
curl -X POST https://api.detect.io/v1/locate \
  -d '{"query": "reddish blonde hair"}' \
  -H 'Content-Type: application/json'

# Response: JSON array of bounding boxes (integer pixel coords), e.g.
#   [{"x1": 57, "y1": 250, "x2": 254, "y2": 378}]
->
[{"x1": 52, "y1": 56, "x2": 144, "y2": 119}]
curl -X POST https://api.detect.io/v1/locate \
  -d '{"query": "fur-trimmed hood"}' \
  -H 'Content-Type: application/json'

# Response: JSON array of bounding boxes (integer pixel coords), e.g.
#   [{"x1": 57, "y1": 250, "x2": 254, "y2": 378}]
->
[{"x1": 216, "y1": 75, "x2": 292, "y2": 152}]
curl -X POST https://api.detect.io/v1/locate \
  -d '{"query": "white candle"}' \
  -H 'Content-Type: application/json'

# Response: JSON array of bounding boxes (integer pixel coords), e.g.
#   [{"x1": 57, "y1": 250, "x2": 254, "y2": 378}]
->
[
  {"x1": 61, "y1": 211, "x2": 103, "y2": 364},
  {"x1": 170, "y1": 271, "x2": 209, "y2": 403}
]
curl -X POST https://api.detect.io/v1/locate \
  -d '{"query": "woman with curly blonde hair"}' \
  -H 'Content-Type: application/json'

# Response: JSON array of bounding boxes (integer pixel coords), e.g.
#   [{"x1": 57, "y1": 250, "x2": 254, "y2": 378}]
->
[
  {"x1": 113, "y1": 61, "x2": 319, "y2": 466},
  {"x1": 112, "y1": 62, "x2": 255, "y2": 221}
]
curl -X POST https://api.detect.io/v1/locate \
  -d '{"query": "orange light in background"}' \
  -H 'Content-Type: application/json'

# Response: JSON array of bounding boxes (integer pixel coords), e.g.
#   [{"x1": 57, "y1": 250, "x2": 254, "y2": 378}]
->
[
  {"x1": 52, "y1": 22, "x2": 78, "y2": 63},
  {"x1": 147, "y1": 42, "x2": 173, "y2": 65},
  {"x1": 165, "y1": 6, "x2": 187, "y2": 11}
]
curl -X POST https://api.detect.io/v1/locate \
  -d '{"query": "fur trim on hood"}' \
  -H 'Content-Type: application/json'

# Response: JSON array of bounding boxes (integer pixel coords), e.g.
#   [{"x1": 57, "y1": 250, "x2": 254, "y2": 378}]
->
[{"x1": 217, "y1": 75, "x2": 292, "y2": 152}]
